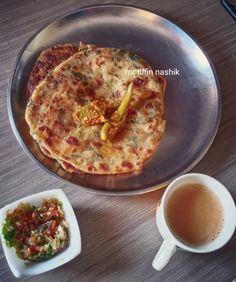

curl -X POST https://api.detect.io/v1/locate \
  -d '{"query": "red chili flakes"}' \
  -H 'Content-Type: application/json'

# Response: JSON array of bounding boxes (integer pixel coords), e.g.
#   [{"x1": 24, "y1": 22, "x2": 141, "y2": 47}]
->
[
  {"x1": 96, "y1": 79, "x2": 103, "y2": 87},
  {"x1": 38, "y1": 126, "x2": 52, "y2": 137},
  {"x1": 65, "y1": 136, "x2": 80, "y2": 146},
  {"x1": 147, "y1": 149, "x2": 153, "y2": 154},
  {"x1": 85, "y1": 87, "x2": 95, "y2": 97},
  {"x1": 45, "y1": 137, "x2": 53, "y2": 147},
  {"x1": 145, "y1": 102, "x2": 154, "y2": 109},
  {"x1": 149, "y1": 91, "x2": 158, "y2": 99},
  {"x1": 54, "y1": 120, "x2": 60, "y2": 127},
  {"x1": 121, "y1": 161, "x2": 133, "y2": 169},
  {"x1": 87, "y1": 164, "x2": 97, "y2": 172},
  {"x1": 133, "y1": 77, "x2": 148, "y2": 87},
  {"x1": 72, "y1": 79, "x2": 79, "y2": 86},
  {"x1": 99, "y1": 163, "x2": 110, "y2": 171},
  {"x1": 128, "y1": 109, "x2": 137, "y2": 116},
  {"x1": 91, "y1": 141, "x2": 102, "y2": 148}
]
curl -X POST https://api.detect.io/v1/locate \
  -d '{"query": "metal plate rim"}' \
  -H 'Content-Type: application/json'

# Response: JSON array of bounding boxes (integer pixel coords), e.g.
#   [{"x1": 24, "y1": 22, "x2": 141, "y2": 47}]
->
[{"x1": 7, "y1": 4, "x2": 222, "y2": 196}]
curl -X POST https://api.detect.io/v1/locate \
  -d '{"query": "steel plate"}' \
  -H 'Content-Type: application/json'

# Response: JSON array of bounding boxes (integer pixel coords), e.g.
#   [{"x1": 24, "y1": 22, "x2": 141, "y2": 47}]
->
[{"x1": 8, "y1": 5, "x2": 221, "y2": 195}]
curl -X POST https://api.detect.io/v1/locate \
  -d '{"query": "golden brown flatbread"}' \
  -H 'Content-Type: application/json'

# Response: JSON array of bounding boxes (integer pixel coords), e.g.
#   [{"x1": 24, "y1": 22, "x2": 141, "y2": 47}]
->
[{"x1": 25, "y1": 44, "x2": 166, "y2": 174}]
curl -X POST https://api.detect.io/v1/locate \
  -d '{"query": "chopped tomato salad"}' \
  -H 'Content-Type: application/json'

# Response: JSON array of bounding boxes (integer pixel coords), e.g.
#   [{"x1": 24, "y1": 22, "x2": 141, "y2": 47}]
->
[{"x1": 2, "y1": 199, "x2": 69, "y2": 261}]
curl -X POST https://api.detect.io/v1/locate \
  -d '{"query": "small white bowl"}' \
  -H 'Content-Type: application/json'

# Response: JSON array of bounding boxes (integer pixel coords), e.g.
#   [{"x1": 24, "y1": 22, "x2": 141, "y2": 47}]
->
[{"x1": 0, "y1": 189, "x2": 81, "y2": 278}]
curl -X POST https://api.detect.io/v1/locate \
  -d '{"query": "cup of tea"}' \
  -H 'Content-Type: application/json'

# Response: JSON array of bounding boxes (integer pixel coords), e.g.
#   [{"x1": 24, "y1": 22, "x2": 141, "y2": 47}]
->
[{"x1": 152, "y1": 173, "x2": 236, "y2": 271}]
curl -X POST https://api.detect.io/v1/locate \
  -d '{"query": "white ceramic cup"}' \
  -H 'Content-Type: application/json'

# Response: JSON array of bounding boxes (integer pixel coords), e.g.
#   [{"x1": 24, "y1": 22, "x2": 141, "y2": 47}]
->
[{"x1": 152, "y1": 173, "x2": 236, "y2": 271}]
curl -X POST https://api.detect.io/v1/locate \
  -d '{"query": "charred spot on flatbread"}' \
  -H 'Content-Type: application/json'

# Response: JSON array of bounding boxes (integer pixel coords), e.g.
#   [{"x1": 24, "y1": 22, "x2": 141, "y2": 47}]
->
[{"x1": 26, "y1": 44, "x2": 80, "y2": 99}]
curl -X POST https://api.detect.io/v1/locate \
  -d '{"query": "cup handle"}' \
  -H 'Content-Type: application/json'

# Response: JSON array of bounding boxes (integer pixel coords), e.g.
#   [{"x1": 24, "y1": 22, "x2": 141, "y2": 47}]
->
[{"x1": 152, "y1": 240, "x2": 177, "y2": 271}]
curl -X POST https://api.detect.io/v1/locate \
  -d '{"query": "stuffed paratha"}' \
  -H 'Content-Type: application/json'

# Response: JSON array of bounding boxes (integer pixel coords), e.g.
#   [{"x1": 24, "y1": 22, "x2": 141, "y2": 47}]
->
[
  {"x1": 25, "y1": 44, "x2": 166, "y2": 174},
  {"x1": 26, "y1": 44, "x2": 79, "y2": 99},
  {"x1": 27, "y1": 43, "x2": 89, "y2": 173}
]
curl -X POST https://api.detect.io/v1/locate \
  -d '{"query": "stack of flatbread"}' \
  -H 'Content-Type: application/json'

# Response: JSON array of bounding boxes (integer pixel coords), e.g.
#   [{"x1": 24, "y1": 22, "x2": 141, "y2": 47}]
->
[{"x1": 25, "y1": 43, "x2": 166, "y2": 174}]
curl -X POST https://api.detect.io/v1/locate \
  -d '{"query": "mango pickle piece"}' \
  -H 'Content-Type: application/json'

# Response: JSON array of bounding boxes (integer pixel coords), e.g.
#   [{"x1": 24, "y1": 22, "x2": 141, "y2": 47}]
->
[
  {"x1": 101, "y1": 82, "x2": 133, "y2": 142},
  {"x1": 73, "y1": 100, "x2": 107, "y2": 126}
]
